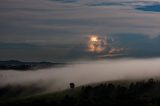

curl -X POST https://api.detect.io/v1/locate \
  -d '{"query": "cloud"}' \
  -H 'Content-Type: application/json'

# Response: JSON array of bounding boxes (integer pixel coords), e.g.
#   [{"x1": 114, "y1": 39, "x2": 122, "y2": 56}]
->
[
  {"x1": 1, "y1": 0, "x2": 160, "y2": 61},
  {"x1": 136, "y1": 4, "x2": 160, "y2": 12},
  {"x1": 1, "y1": 58, "x2": 160, "y2": 92},
  {"x1": 1, "y1": 33, "x2": 160, "y2": 62},
  {"x1": 86, "y1": 0, "x2": 157, "y2": 7},
  {"x1": 87, "y1": 2, "x2": 123, "y2": 7},
  {"x1": 50, "y1": 0, "x2": 78, "y2": 3}
]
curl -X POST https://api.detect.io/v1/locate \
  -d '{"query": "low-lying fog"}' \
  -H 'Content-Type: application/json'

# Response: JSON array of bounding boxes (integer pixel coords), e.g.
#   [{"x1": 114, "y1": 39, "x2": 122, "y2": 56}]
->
[{"x1": 1, "y1": 58, "x2": 160, "y2": 92}]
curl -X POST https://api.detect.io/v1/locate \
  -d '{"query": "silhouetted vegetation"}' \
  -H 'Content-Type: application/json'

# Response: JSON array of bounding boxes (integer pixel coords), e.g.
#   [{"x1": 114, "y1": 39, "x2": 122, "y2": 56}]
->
[
  {"x1": 1, "y1": 78, "x2": 160, "y2": 106},
  {"x1": 70, "y1": 83, "x2": 75, "y2": 89},
  {"x1": 0, "y1": 85, "x2": 46, "y2": 101},
  {"x1": 0, "y1": 60, "x2": 66, "y2": 70}
]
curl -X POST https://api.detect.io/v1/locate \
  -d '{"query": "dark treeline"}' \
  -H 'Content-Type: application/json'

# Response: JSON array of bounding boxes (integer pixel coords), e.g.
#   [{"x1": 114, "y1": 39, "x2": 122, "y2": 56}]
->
[
  {"x1": 0, "y1": 60, "x2": 66, "y2": 70},
  {"x1": 1, "y1": 79, "x2": 160, "y2": 106}
]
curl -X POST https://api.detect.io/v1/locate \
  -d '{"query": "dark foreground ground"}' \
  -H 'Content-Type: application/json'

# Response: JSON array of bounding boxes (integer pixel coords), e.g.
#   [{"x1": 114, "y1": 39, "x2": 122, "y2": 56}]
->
[{"x1": 1, "y1": 79, "x2": 160, "y2": 106}]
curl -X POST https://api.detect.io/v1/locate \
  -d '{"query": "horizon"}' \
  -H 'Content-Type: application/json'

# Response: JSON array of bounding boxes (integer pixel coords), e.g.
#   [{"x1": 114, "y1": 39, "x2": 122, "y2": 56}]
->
[{"x1": 1, "y1": 1, "x2": 160, "y2": 105}]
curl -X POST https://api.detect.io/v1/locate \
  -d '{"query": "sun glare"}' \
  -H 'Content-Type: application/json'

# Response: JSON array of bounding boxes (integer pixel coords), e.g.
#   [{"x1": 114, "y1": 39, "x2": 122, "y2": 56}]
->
[
  {"x1": 90, "y1": 35, "x2": 98, "y2": 42},
  {"x1": 87, "y1": 35, "x2": 106, "y2": 53}
]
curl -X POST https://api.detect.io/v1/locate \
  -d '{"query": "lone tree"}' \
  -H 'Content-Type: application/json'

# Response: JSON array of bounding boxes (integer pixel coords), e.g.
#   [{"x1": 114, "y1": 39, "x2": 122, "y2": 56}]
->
[{"x1": 69, "y1": 83, "x2": 75, "y2": 89}]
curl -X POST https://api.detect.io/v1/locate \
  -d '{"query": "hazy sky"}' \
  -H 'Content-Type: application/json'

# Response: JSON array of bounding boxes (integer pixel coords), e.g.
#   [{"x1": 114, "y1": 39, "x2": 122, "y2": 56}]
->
[{"x1": 1, "y1": 0, "x2": 160, "y2": 61}]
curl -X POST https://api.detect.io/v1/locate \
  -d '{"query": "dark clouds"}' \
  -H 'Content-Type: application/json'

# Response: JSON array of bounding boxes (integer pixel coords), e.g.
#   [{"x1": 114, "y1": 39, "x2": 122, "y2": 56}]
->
[
  {"x1": 86, "y1": 1, "x2": 160, "y2": 7},
  {"x1": 112, "y1": 33, "x2": 160, "y2": 58},
  {"x1": 1, "y1": 0, "x2": 160, "y2": 61},
  {"x1": 87, "y1": 2, "x2": 123, "y2": 7},
  {"x1": 1, "y1": 33, "x2": 160, "y2": 62},
  {"x1": 136, "y1": 4, "x2": 160, "y2": 12},
  {"x1": 50, "y1": 0, "x2": 78, "y2": 3}
]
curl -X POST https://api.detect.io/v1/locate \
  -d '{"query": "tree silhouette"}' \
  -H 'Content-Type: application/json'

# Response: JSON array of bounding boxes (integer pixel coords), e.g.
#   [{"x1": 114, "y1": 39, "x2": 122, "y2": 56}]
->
[{"x1": 69, "y1": 83, "x2": 75, "y2": 89}]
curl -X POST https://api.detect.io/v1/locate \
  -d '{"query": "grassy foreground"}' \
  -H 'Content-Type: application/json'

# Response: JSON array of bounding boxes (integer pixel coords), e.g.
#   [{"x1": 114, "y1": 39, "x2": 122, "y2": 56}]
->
[{"x1": 1, "y1": 79, "x2": 160, "y2": 106}]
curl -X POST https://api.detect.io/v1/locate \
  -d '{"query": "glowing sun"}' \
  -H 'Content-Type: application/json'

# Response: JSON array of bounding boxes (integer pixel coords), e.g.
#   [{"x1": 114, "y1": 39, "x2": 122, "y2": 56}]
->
[{"x1": 87, "y1": 35, "x2": 106, "y2": 53}]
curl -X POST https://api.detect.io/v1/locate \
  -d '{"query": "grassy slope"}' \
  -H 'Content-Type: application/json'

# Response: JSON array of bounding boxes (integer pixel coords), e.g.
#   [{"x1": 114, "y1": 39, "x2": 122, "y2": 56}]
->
[{"x1": 1, "y1": 79, "x2": 160, "y2": 106}]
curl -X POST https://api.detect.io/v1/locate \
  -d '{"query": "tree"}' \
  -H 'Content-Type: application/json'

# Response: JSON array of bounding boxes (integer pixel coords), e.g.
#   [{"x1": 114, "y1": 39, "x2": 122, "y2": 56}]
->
[{"x1": 69, "y1": 83, "x2": 75, "y2": 89}]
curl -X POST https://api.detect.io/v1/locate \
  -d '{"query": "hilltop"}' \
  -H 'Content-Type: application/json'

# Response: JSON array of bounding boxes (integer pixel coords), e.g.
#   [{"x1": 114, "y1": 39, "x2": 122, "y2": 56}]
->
[{"x1": 1, "y1": 79, "x2": 160, "y2": 106}]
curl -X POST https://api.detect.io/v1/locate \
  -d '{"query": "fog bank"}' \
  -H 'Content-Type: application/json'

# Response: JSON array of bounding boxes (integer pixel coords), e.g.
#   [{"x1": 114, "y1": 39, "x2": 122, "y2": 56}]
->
[{"x1": 0, "y1": 58, "x2": 160, "y2": 92}]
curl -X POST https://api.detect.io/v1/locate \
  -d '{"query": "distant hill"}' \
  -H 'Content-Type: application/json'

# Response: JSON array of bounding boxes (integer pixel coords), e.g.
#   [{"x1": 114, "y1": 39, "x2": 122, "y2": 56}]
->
[{"x1": 0, "y1": 60, "x2": 65, "y2": 71}]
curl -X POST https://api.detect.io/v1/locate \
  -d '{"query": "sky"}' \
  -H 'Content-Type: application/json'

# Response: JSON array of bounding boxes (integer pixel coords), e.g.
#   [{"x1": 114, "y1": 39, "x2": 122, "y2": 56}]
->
[{"x1": 1, "y1": 0, "x2": 160, "y2": 62}]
